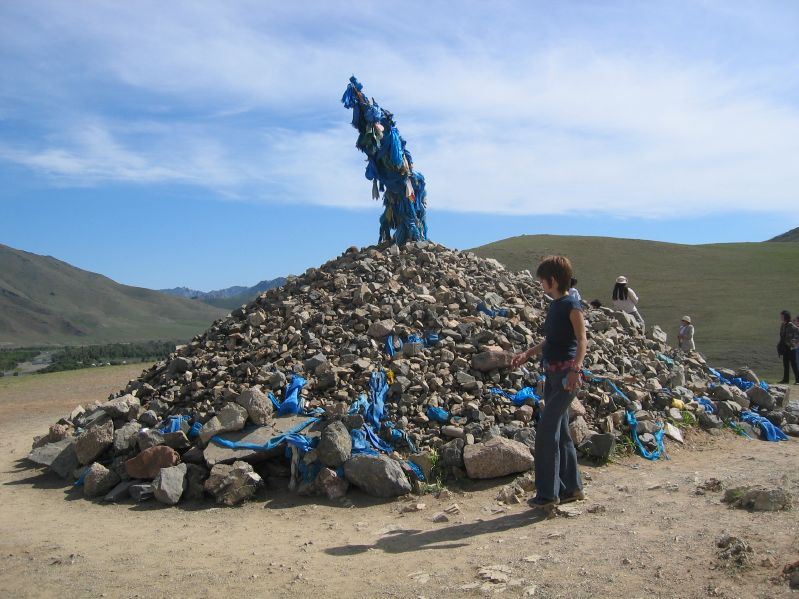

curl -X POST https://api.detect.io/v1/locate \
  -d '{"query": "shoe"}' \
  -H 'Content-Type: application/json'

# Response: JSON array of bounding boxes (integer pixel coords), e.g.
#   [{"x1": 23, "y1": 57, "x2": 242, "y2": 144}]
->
[
  {"x1": 559, "y1": 489, "x2": 586, "y2": 504},
  {"x1": 529, "y1": 496, "x2": 559, "y2": 508},
  {"x1": 778, "y1": 380, "x2": 789, "y2": 384}
]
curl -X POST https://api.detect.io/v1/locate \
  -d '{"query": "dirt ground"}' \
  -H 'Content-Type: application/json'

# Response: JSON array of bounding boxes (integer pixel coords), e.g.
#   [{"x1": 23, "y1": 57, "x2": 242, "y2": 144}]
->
[{"x1": 1, "y1": 366, "x2": 797, "y2": 599}]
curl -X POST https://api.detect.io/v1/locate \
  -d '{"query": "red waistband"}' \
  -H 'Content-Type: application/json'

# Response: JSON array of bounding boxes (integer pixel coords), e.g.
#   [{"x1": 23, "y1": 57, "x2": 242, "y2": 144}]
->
[{"x1": 545, "y1": 359, "x2": 575, "y2": 373}]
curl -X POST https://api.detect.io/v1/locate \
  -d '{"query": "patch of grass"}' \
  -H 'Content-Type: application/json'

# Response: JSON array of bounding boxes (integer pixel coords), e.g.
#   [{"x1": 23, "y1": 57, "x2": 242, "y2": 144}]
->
[
  {"x1": 473, "y1": 235, "x2": 799, "y2": 375},
  {"x1": 610, "y1": 433, "x2": 636, "y2": 460},
  {"x1": 675, "y1": 410, "x2": 697, "y2": 429}
]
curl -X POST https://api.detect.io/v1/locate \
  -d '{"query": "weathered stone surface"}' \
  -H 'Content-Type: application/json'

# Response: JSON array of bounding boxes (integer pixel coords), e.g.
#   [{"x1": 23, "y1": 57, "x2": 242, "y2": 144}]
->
[
  {"x1": 124, "y1": 445, "x2": 180, "y2": 479},
  {"x1": 367, "y1": 319, "x2": 395, "y2": 339},
  {"x1": 647, "y1": 325, "x2": 667, "y2": 344},
  {"x1": 184, "y1": 464, "x2": 209, "y2": 500},
  {"x1": 724, "y1": 486, "x2": 793, "y2": 512},
  {"x1": 137, "y1": 429, "x2": 165, "y2": 451},
  {"x1": 440, "y1": 438, "x2": 465, "y2": 468},
  {"x1": 83, "y1": 463, "x2": 120, "y2": 498},
  {"x1": 236, "y1": 387, "x2": 274, "y2": 425},
  {"x1": 199, "y1": 403, "x2": 248, "y2": 444},
  {"x1": 129, "y1": 483, "x2": 154, "y2": 502},
  {"x1": 113, "y1": 422, "x2": 142, "y2": 453},
  {"x1": 317, "y1": 421, "x2": 352, "y2": 468},
  {"x1": 578, "y1": 433, "x2": 616, "y2": 462},
  {"x1": 343, "y1": 454, "x2": 412, "y2": 497},
  {"x1": 75, "y1": 420, "x2": 114, "y2": 465},
  {"x1": 698, "y1": 411, "x2": 723, "y2": 430},
  {"x1": 153, "y1": 463, "x2": 187, "y2": 505},
  {"x1": 27, "y1": 439, "x2": 80, "y2": 479},
  {"x1": 316, "y1": 467, "x2": 349, "y2": 500},
  {"x1": 103, "y1": 480, "x2": 136, "y2": 502},
  {"x1": 569, "y1": 416, "x2": 591, "y2": 446},
  {"x1": 463, "y1": 437, "x2": 534, "y2": 479},
  {"x1": 471, "y1": 350, "x2": 512, "y2": 372},
  {"x1": 746, "y1": 385, "x2": 776, "y2": 410},
  {"x1": 204, "y1": 461, "x2": 263, "y2": 506}
]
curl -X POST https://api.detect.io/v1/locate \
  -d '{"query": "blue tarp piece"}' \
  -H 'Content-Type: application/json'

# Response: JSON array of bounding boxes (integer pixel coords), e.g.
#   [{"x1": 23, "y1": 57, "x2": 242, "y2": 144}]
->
[
  {"x1": 656, "y1": 354, "x2": 674, "y2": 366},
  {"x1": 385, "y1": 333, "x2": 440, "y2": 357},
  {"x1": 189, "y1": 421, "x2": 202, "y2": 439},
  {"x1": 269, "y1": 375, "x2": 308, "y2": 416},
  {"x1": 363, "y1": 423, "x2": 393, "y2": 453},
  {"x1": 160, "y1": 415, "x2": 190, "y2": 434},
  {"x1": 405, "y1": 460, "x2": 426, "y2": 482},
  {"x1": 740, "y1": 411, "x2": 789, "y2": 442},
  {"x1": 341, "y1": 76, "x2": 428, "y2": 245},
  {"x1": 210, "y1": 418, "x2": 320, "y2": 452},
  {"x1": 696, "y1": 397, "x2": 716, "y2": 414},
  {"x1": 350, "y1": 428, "x2": 377, "y2": 455},
  {"x1": 477, "y1": 303, "x2": 509, "y2": 318},
  {"x1": 390, "y1": 427, "x2": 418, "y2": 453},
  {"x1": 489, "y1": 386, "x2": 541, "y2": 406},
  {"x1": 73, "y1": 467, "x2": 89, "y2": 487},
  {"x1": 708, "y1": 367, "x2": 769, "y2": 392},
  {"x1": 625, "y1": 410, "x2": 667, "y2": 460},
  {"x1": 366, "y1": 371, "x2": 388, "y2": 428},
  {"x1": 426, "y1": 406, "x2": 450, "y2": 423}
]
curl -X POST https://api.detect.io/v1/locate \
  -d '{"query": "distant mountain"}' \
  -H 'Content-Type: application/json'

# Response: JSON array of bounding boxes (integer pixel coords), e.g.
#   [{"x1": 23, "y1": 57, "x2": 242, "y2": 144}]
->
[
  {"x1": 0, "y1": 244, "x2": 226, "y2": 347},
  {"x1": 160, "y1": 277, "x2": 287, "y2": 310},
  {"x1": 768, "y1": 227, "x2": 799, "y2": 242}
]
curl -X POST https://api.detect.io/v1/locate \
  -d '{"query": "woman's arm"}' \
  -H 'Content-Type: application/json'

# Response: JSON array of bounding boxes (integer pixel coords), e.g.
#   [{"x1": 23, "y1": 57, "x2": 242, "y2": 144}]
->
[
  {"x1": 511, "y1": 341, "x2": 544, "y2": 368},
  {"x1": 628, "y1": 288, "x2": 639, "y2": 305},
  {"x1": 566, "y1": 309, "x2": 587, "y2": 390}
]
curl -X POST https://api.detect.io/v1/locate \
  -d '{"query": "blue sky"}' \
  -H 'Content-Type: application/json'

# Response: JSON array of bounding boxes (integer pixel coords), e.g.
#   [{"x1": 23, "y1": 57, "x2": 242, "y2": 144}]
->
[{"x1": 1, "y1": 1, "x2": 797, "y2": 290}]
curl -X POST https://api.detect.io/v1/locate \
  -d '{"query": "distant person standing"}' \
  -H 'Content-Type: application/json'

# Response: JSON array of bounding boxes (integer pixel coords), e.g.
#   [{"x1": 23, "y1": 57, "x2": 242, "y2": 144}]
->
[
  {"x1": 777, "y1": 310, "x2": 799, "y2": 384},
  {"x1": 568, "y1": 278, "x2": 582, "y2": 303},
  {"x1": 612, "y1": 276, "x2": 644, "y2": 328},
  {"x1": 677, "y1": 315, "x2": 695, "y2": 351}
]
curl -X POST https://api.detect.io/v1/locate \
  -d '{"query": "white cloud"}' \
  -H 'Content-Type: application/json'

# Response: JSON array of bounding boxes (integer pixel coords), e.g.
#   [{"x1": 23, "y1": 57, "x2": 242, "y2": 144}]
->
[{"x1": 0, "y1": 1, "x2": 797, "y2": 217}]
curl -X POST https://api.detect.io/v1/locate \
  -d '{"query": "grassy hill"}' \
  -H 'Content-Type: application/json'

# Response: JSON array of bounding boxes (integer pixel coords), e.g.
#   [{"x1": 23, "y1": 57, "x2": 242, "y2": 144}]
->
[
  {"x1": 0, "y1": 244, "x2": 227, "y2": 347},
  {"x1": 473, "y1": 235, "x2": 799, "y2": 379},
  {"x1": 769, "y1": 226, "x2": 799, "y2": 242}
]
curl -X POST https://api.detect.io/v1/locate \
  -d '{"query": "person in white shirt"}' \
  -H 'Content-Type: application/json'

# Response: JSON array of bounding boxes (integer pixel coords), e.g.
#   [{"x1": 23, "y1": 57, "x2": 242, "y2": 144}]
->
[
  {"x1": 678, "y1": 315, "x2": 695, "y2": 351},
  {"x1": 568, "y1": 278, "x2": 582, "y2": 303},
  {"x1": 612, "y1": 276, "x2": 644, "y2": 328}
]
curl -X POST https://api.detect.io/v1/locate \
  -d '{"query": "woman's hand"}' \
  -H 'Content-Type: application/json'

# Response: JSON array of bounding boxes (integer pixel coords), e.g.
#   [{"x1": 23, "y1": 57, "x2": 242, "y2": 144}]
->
[
  {"x1": 511, "y1": 348, "x2": 533, "y2": 368},
  {"x1": 565, "y1": 369, "x2": 582, "y2": 391}
]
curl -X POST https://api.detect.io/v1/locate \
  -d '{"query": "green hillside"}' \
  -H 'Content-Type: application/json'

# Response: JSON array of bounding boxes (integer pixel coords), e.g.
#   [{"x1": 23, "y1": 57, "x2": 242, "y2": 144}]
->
[
  {"x1": 473, "y1": 235, "x2": 799, "y2": 378},
  {"x1": 769, "y1": 226, "x2": 799, "y2": 242},
  {"x1": 0, "y1": 244, "x2": 226, "y2": 346}
]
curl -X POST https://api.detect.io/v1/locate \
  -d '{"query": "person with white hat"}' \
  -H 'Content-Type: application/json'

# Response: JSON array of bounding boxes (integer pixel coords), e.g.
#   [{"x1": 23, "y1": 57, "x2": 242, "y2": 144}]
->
[
  {"x1": 678, "y1": 315, "x2": 695, "y2": 351},
  {"x1": 612, "y1": 275, "x2": 644, "y2": 328}
]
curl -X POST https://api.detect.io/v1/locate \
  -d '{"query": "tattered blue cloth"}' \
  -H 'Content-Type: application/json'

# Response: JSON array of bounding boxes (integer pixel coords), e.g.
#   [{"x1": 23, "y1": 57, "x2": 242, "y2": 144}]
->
[
  {"x1": 269, "y1": 375, "x2": 308, "y2": 416},
  {"x1": 385, "y1": 333, "x2": 439, "y2": 357},
  {"x1": 625, "y1": 410, "x2": 667, "y2": 460},
  {"x1": 210, "y1": 418, "x2": 320, "y2": 452},
  {"x1": 740, "y1": 410, "x2": 788, "y2": 442},
  {"x1": 708, "y1": 367, "x2": 770, "y2": 392},
  {"x1": 489, "y1": 386, "x2": 540, "y2": 406},
  {"x1": 477, "y1": 303, "x2": 509, "y2": 318},
  {"x1": 341, "y1": 76, "x2": 428, "y2": 245},
  {"x1": 426, "y1": 406, "x2": 450, "y2": 423},
  {"x1": 160, "y1": 415, "x2": 190, "y2": 434},
  {"x1": 695, "y1": 397, "x2": 716, "y2": 414}
]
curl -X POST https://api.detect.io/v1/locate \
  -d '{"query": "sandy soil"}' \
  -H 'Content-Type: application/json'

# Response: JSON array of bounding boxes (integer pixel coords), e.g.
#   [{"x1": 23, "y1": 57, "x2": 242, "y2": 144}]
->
[{"x1": 1, "y1": 366, "x2": 797, "y2": 599}]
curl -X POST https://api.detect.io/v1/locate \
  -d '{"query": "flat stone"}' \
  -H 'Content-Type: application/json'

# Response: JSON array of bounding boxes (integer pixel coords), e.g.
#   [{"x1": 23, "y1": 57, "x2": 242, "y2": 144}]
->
[
  {"x1": 343, "y1": 454, "x2": 412, "y2": 497},
  {"x1": 367, "y1": 319, "x2": 395, "y2": 339},
  {"x1": 153, "y1": 463, "x2": 187, "y2": 505},
  {"x1": 113, "y1": 422, "x2": 142, "y2": 453},
  {"x1": 27, "y1": 439, "x2": 80, "y2": 479},
  {"x1": 99, "y1": 394, "x2": 140, "y2": 419},
  {"x1": 463, "y1": 437, "x2": 534, "y2": 479},
  {"x1": 199, "y1": 403, "x2": 249, "y2": 444},
  {"x1": 203, "y1": 416, "x2": 312, "y2": 466},
  {"x1": 746, "y1": 385, "x2": 776, "y2": 410},
  {"x1": 471, "y1": 350, "x2": 512, "y2": 372},
  {"x1": 103, "y1": 480, "x2": 137, "y2": 502},
  {"x1": 578, "y1": 433, "x2": 616, "y2": 461}
]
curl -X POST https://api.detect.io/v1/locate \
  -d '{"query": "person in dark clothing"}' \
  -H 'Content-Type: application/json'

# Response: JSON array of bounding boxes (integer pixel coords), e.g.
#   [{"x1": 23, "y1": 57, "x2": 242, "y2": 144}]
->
[
  {"x1": 512, "y1": 255, "x2": 587, "y2": 508},
  {"x1": 778, "y1": 310, "x2": 799, "y2": 384}
]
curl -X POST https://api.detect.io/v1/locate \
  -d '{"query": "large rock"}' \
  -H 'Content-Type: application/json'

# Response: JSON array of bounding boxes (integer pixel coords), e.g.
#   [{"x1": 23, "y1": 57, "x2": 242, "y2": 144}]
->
[
  {"x1": 440, "y1": 438, "x2": 465, "y2": 468},
  {"x1": 463, "y1": 437, "x2": 534, "y2": 479},
  {"x1": 99, "y1": 394, "x2": 140, "y2": 419},
  {"x1": 199, "y1": 403, "x2": 249, "y2": 444},
  {"x1": 647, "y1": 325, "x2": 667, "y2": 344},
  {"x1": 746, "y1": 385, "x2": 776, "y2": 410},
  {"x1": 471, "y1": 350, "x2": 512, "y2": 372},
  {"x1": 83, "y1": 463, "x2": 120, "y2": 498},
  {"x1": 124, "y1": 445, "x2": 180, "y2": 479},
  {"x1": 75, "y1": 420, "x2": 114, "y2": 465},
  {"x1": 343, "y1": 454, "x2": 412, "y2": 497},
  {"x1": 204, "y1": 461, "x2": 263, "y2": 506},
  {"x1": 367, "y1": 319, "x2": 395, "y2": 339},
  {"x1": 569, "y1": 416, "x2": 591, "y2": 445},
  {"x1": 236, "y1": 387, "x2": 274, "y2": 425},
  {"x1": 184, "y1": 464, "x2": 209, "y2": 500},
  {"x1": 317, "y1": 421, "x2": 352, "y2": 468},
  {"x1": 578, "y1": 433, "x2": 616, "y2": 462},
  {"x1": 27, "y1": 439, "x2": 79, "y2": 479},
  {"x1": 113, "y1": 421, "x2": 142, "y2": 453},
  {"x1": 153, "y1": 463, "x2": 187, "y2": 505}
]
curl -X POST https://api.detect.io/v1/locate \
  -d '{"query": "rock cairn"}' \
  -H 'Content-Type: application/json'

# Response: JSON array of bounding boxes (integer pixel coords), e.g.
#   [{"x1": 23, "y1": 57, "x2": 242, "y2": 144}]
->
[{"x1": 27, "y1": 241, "x2": 797, "y2": 506}]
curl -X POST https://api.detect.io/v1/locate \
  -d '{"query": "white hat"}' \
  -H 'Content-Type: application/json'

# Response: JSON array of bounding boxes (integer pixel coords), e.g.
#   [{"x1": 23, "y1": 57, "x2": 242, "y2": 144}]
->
[
  {"x1": 616, "y1": 276, "x2": 628, "y2": 284},
  {"x1": 682, "y1": 315, "x2": 691, "y2": 323}
]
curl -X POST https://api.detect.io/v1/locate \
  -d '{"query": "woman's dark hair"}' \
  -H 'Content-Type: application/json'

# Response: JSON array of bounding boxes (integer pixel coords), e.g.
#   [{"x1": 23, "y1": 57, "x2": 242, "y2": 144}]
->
[
  {"x1": 570, "y1": 278, "x2": 578, "y2": 287},
  {"x1": 589, "y1": 299, "x2": 602, "y2": 309},
  {"x1": 612, "y1": 282, "x2": 628, "y2": 301},
  {"x1": 536, "y1": 255, "x2": 573, "y2": 293},
  {"x1": 781, "y1": 310, "x2": 791, "y2": 322}
]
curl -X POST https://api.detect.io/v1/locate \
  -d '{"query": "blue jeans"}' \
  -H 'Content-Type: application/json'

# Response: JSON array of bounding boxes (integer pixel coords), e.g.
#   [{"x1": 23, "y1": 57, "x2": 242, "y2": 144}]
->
[{"x1": 535, "y1": 368, "x2": 583, "y2": 500}]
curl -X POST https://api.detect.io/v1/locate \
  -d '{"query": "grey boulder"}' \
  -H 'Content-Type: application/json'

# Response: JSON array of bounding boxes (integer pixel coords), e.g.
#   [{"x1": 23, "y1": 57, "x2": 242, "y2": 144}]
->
[
  {"x1": 153, "y1": 463, "x2": 188, "y2": 505},
  {"x1": 463, "y1": 437, "x2": 534, "y2": 479},
  {"x1": 343, "y1": 454, "x2": 412, "y2": 497}
]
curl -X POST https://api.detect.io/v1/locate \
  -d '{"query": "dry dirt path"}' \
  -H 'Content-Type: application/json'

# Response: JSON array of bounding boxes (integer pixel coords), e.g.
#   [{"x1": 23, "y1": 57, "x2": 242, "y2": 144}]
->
[{"x1": 1, "y1": 366, "x2": 797, "y2": 598}]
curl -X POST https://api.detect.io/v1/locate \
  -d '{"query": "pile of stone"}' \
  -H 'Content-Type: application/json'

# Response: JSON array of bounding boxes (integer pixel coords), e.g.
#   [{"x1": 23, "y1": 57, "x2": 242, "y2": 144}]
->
[{"x1": 26, "y1": 241, "x2": 797, "y2": 506}]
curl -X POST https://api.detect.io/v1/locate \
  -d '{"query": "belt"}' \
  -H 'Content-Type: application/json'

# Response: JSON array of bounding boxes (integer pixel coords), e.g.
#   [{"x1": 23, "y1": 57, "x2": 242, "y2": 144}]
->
[{"x1": 544, "y1": 359, "x2": 575, "y2": 373}]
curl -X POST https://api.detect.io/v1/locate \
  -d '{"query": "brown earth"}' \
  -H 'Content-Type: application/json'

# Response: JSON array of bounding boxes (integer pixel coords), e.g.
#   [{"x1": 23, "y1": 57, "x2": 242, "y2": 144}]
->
[{"x1": 1, "y1": 366, "x2": 797, "y2": 598}]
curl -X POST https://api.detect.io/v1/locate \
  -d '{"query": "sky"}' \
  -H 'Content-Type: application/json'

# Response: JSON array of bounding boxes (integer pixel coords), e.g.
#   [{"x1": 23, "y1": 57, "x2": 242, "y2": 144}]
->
[{"x1": 1, "y1": 1, "x2": 797, "y2": 290}]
